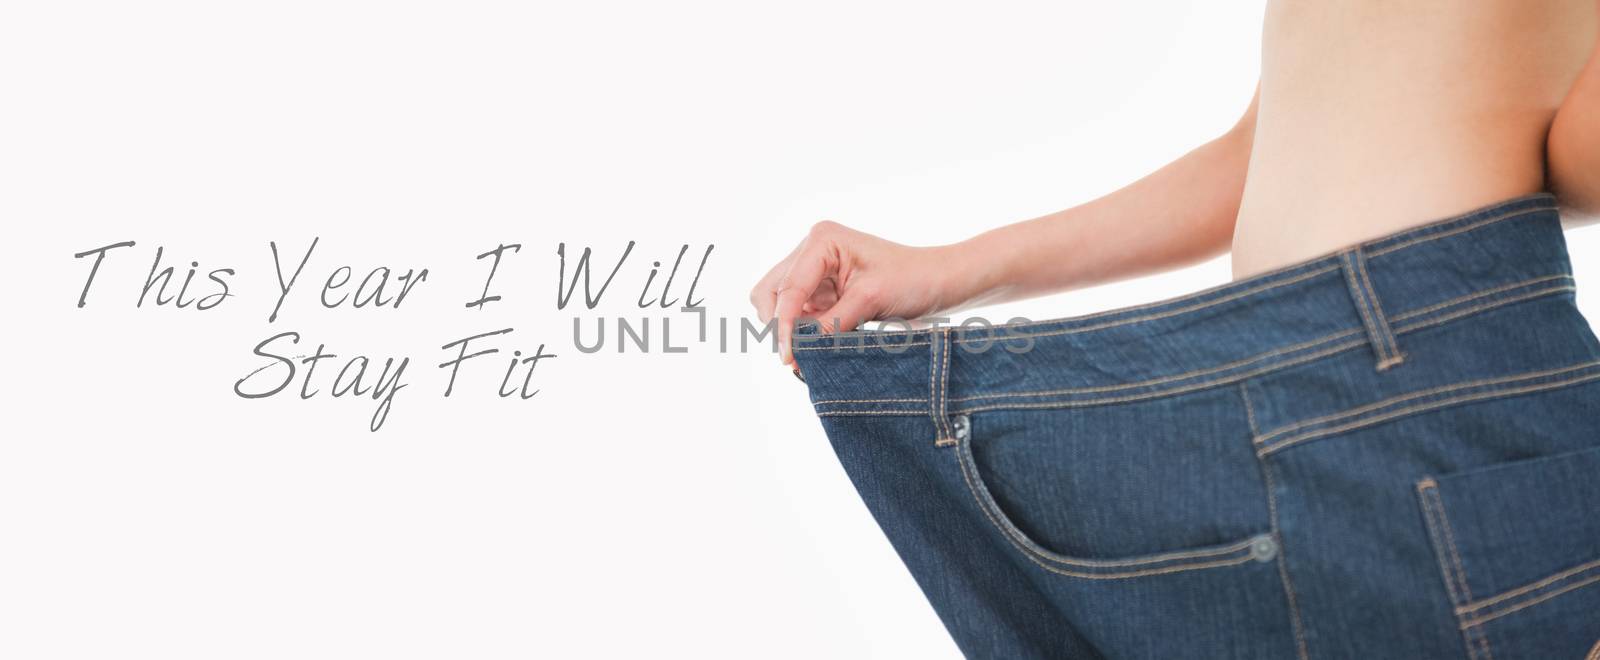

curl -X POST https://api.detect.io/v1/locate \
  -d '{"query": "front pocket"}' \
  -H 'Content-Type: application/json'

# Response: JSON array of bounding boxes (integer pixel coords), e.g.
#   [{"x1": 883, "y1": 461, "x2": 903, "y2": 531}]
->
[
  {"x1": 1415, "y1": 444, "x2": 1600, "y2": 660},
  {"x1": 951, "y1": 410, "x2": 1277, "y2": 580}
]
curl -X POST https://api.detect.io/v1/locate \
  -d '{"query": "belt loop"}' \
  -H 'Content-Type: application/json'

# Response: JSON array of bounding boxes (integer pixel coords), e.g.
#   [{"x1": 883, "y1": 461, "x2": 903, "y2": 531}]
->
[
  {"x1": 1339, "y1": 248, "x2": 1405, "y2": 371},
  {"x1": 930, "y1": 328, "x2": 956, "y2": 446}
]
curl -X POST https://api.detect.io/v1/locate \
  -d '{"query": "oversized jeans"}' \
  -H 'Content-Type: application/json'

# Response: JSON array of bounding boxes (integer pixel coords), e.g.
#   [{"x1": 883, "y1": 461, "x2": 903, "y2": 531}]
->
[{"x1": 792, "y1": 194, "x2": 1600, "y2": 659}]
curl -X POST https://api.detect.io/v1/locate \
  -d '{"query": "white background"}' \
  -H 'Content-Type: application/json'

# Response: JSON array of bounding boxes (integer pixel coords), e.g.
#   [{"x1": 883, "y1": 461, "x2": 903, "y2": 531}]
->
[{"x1": 2, "y1": 1, "x2": 1596, "y2": 658}]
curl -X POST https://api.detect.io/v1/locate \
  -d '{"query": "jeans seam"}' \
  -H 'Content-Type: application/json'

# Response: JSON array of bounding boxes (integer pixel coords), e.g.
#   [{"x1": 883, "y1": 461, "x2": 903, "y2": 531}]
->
[
  {"x1": 1257, "y1": 367, "x2": 1600, "y2": 457},
  {"x1": 1241, "y1": 381, "x2": 1311, "y2": 660},
  {"x1": 813, "y1": 282, "x2": 1576, "y2": 418},
  {"x1": 951, "y1": 328, "x2": 1364, "y2": 402},
  {"x1": 1253, "y1": 361, "x2": 1600, "y2": 446},
  {"x1": 816, "y1": 410, "x2": 925, "y2": 417},
  {"x1": 1418, "y1": 479, "x2": 1495, "y2": 660},
  {"x1": 1389, "y1": 275, "x2": 1573, "y2": 322},
  {"x1": 1461, "y1": 574, "x2": 1600, "y2": 630},
  {"x1": 950, "y1": 431, "x2": 1263, "y2": 578},
  {"x1": 943, "y1": 279, "x2": 1566, "y2": 409},
  {"x1": 1457, "y1": 557, "x2": 1600, "y2": 614},
  {"x1": 793, "y1": 341, "x2": 931, "y2": 352},
  {"x1": 1456, "y1": 561, "x2": 1600, "y2": 629},
  {"x1": 950, "y1": 338, "x2": 1368, "y2": 414},
  {"x1": 940, "y1": 328, "x2": 952, "y2": 439},
  {"x1": 929, "y1": 331, "x2": 949, "y2": 443},
  {"x1": 811, "y1": 397, "x2": 927, "y2": 405},
  {"x1": 1356, "y1": 249, "x2": 1406, "y2": 369}
]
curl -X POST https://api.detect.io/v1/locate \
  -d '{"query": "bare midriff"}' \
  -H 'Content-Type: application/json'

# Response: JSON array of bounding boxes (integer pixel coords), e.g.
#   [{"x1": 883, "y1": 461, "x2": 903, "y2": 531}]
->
[{"x1": 1231, "y1": 0, "x2": 1598, "y2": 278}]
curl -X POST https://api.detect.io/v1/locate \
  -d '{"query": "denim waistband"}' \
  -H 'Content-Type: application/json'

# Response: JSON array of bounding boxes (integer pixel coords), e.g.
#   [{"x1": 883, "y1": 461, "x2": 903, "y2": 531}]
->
[{"x1": 792, "y1": 193, "x2": 1577, "y2": 428}]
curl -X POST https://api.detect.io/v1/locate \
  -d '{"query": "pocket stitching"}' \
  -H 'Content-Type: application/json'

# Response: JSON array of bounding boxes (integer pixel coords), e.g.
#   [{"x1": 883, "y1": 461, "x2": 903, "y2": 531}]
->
[
  {"x1": 1458, "y1": 568, "x2": 1600, "y2": 630},
  {"x1": 1457, "y1": 557, "x2": 1600, "y2": 615},
  {"x1": 1255, "y1": 361, "x2": 1600, "y2": 446},
  {"x1": 1259, "y1": 366, "x2": 1600, "y2": 456},
  {"x1": 1417, "y1": 479, "x2": 1496, "y2": 660},
  {"x1": 953, "y1": 431, "x2": 1264, "y2": 580}
]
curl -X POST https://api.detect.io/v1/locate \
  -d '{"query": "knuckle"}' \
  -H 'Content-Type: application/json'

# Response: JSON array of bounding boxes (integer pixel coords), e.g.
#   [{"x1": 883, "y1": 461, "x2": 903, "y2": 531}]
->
[{"x1": 809, "y1": 220, "x2": 843, "y2": 236}]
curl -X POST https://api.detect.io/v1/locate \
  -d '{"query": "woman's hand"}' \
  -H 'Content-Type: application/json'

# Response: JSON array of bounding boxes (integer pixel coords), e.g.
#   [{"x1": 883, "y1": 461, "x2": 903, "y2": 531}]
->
[
  {"x1": 753, "y1": 88, "x2": 1258, "y2": 368},
  {"x1": 750, "y1": 221, "x2": 970, "y2": 366}
]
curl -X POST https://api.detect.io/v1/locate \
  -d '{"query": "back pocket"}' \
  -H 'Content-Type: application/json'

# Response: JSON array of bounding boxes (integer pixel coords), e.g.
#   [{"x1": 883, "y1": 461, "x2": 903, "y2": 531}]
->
[{"x1": 1415, "y1": 444, "x2": 1600, "y2": 660}]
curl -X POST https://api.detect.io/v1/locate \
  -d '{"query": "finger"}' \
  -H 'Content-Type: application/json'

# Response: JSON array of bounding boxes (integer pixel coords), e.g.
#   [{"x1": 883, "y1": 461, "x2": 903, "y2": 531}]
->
[
  {"x1": 807, "y1": 277, "x2": 840, "y2": 310},
  {"x1": 753, "y1": 281, "x2": 779, "y2": 325},
  {"x1": 751, "y1": 242, "x2": 805, "y2": 324},
  {"x1": 813, "y1": 292, "x2": 876, "y2": 334},
  {"x1": 774, "y1": 244, "x2": 837, "y2": 365}
]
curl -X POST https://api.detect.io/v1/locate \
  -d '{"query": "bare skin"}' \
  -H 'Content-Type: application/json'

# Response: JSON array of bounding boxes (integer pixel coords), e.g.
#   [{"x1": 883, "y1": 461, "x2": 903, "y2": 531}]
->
[{"x1": 754, "y1": 1, "x2": 1600, "y2": 366}]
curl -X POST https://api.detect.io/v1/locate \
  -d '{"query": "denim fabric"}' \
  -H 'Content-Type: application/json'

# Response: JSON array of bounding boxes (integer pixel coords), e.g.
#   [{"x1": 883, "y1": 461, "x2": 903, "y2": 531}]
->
[{"x1": 792, "y1": 194, "x2": 1600, "y2": 659}]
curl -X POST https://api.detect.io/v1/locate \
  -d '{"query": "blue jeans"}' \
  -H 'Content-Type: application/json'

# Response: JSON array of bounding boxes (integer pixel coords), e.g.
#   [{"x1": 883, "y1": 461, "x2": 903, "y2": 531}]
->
[{"x1": 792, "y1": 194, "x2": 1600, "y2": 659}]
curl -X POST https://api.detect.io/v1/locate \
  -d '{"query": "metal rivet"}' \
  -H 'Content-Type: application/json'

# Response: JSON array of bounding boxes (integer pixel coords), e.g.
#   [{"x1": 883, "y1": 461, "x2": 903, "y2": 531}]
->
[
  {"x1": 1249, "y1": 535, "x2": 1279, "y2": 562},
  {"x1": 951, "y1": 414, "x2": 971, "y2": 440}
]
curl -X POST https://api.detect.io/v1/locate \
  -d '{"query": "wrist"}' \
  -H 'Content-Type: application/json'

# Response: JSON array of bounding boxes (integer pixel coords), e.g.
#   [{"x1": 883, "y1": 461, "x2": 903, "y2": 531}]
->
[{"x1": 925, "y1": 233, "x2": 1016, "y2": 313}]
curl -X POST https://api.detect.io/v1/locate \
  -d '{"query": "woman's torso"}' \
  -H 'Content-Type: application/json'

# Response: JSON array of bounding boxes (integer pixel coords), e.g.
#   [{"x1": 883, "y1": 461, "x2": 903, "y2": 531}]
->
[{"x1": 1231, "y1": 0, "x2": 1597, "y2": 278}]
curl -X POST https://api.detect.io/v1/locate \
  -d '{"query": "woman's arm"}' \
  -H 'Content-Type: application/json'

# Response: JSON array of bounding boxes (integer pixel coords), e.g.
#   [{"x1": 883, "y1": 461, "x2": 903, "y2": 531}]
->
[
  {"x1": 1548, "y1": 4, "x2": 1600, "y2": 225},
  {"x1": 952, "y1": 90, "x2": 1258, "y2": 307},
  {"x1": 752, "y1": 89, "x2": 1260, "y2": 365}
]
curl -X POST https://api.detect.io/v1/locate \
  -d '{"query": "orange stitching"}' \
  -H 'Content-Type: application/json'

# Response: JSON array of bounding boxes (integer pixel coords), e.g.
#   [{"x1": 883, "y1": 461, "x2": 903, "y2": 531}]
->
[
  {"x1": 947, "y1": 445, "x2": 1260, "y2": 579},
  {"x1": 1429, "y1": 490, "x2": 1496, "y2": 660},
  {"x1": 795, "y1": 264, "x2": 1562, "y2": 358},
  {"x1": 952, "y1": 329, "x2": 1363, "y2": 402},
  {"x1": 1366, "y1": 206, "x2": 1551, "y2": 257},
  {"x1": 1239, "y1": 383, "x2": 1261, "y2": 437},
  {"x1": 1259, "y1": 371, "x2": 1600, "y2": 456},
  {"x1": 954, "y1": 339, "x2": 1369, "y2": 415},
  {"x1": 1247, "y1": 398, "x2": 1310, "y2": 660},
  {"x1": 1456, "y1": 557, "x2": 1600, "y2": 614},
  {"x1": 1342, "y1": 251, "x2": 1391, "y2": 365},
  {"x1": 1355, "y1": 251, "x2": 1404, "y2": 366},
  {"x1": 1418, "y1": 480, "x2": 1492, "y2": 660},
  {"x1": 812, "y1": 397, "x2": 927, "y2": 405},
  {"x1": 1254, "y1": 362, "x2": 1600, "y2": 445},
  {"x1": 1391, "y1": 286, "x2": 1577, "y2": 335},
  {"x1": 1460, "y1": 572, "x2": 1600, "y2": 629},
  {"x1": 953, "y1": 282, "x2": 1577, "y2": 417},
  {"x1": 940, "y1": 328, "x2": 952, "y2": 438},
  {"x1": 816, "y1": 410, "x2": 925, "y2": 417},
  {"x1": 1422, "y1": 482, "x2": 1475, "y2": 603},
  {"x1": 1417, "y1": 481, "x2": 1468, "y2": 605},
  {"x1": 1465, "y1": 624, "x2": 1491, "y2": 660},
  {"x1": 953, "y1": 277, "x2": 1567, "y2": 403},
  {"x1": 792, "y1": 340, "x2": 930, "y2": 352},
  {"x1": 950, "y1": 439, "x2": 1261, "y2": 572},
  {"x1": 928, "y1": 333, "x2": 943, "y2": 442},
  {"x1": 816, "y1": 279, "x2": 1574, "y2": 417},
  {"x1": 1390, "y1": 275, "x2": 1574, "y2": 322}
]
